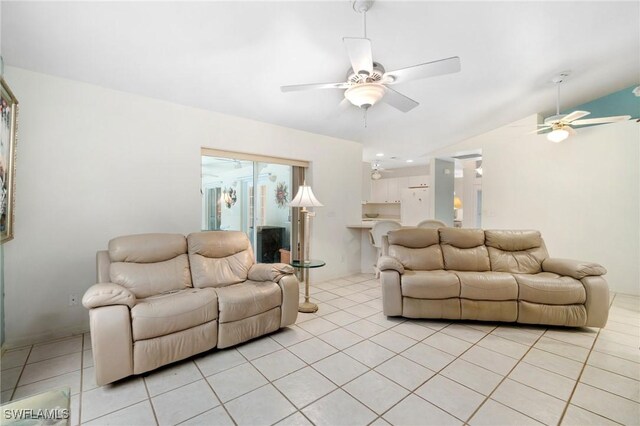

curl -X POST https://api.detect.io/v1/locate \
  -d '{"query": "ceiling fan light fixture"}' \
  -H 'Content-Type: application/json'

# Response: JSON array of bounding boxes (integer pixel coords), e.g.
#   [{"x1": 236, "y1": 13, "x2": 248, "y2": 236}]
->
[
  {"x1": 344, "y1": 83, "x2": 386, "y2": 109},
  {"x1": 547, "y1": 128, "x2": 569, "y2": 143},
  {"x1": 371, "y1": 169, "x2": 382, "y2": 180}
]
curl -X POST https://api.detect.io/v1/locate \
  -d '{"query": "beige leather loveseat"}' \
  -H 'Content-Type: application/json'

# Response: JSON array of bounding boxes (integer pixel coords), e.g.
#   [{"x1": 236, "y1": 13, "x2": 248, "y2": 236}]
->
[
  {"x1": 82, "y1": 231, "x2": 299, "y2": 385},
  {"x1": 378, "y1": 228, "x2": 609, "y2": 327}
]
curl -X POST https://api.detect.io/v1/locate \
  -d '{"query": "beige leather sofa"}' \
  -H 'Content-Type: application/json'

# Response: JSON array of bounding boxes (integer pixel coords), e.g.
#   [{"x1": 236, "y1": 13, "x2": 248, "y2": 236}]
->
[
  {"x1": 378, "y1": 228, "x2": 609, "y2": 327},
  {"x1": 82, "y1": 231, "x2": 299, "y2": 385}
]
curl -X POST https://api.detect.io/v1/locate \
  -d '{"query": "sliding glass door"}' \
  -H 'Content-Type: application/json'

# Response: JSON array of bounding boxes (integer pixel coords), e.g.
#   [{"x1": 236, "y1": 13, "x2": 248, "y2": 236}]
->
[{"x1": 201, "y1": 154, "x2": 294, "y2": 263}]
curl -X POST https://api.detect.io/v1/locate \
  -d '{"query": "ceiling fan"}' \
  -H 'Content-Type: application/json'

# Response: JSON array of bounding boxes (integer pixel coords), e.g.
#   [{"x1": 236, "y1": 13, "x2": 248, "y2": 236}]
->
[
  {"x1": 533, "y1": 73, "x2": 631, "y2": 143},
  {"x1": 280, "y1": 0, "x2": 461, "y2": 115}
]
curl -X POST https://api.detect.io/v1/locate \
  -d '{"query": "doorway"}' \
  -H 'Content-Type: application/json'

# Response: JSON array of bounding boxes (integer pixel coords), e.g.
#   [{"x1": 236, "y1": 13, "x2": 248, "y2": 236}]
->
[{"x1": 201, "y1": 150, "x2": 306, "y2": 263}]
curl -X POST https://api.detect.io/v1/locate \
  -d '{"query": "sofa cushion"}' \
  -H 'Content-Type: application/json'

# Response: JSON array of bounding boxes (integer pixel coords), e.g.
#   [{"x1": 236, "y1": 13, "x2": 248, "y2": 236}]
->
[
  {"x1": 110, "y1": 254, "x2": 192, "y2": 299},
  {"x1": 439, "y1": 228, "x2": 485, "y2": 248},
  {"x1": 215, "y1": 281, "x2": 282, "y2": 323},
  {"x1": 401, "y1": 270, "x2": 460, "y2": 299},
  {"x1": 439, "y1": 228, "x2": 490, "y2": 272},
  {"x1": 485, "y1": 230, "x2": 542, "y2": 251},
  {"x1": 109, "y1": 233, "x2": 187, "y2": 263},
  {"x1": 109, "y1": 234, "x2": 192, "y2": 298},
  {"x1": 131, "y1": 288, "x2": 218, "y2": 341},
  {"x1": 515, "y1": 272, "x2": 586, "y2": 305},
  {"x1": 388, "y1": 228, "x2": 439, "y2": 248},
  {"x1": 485, "y1": 230, "x2": 548, "y2": 274},
  {"x1": 187, "y1": 231, "x2": 255, "y2": 288},
  {"x1": 389, "y1": 245, "x2": 444, "y2": 271},
  {"x1": 455, "y1": 271, "x2": 518, "y2": 301}
]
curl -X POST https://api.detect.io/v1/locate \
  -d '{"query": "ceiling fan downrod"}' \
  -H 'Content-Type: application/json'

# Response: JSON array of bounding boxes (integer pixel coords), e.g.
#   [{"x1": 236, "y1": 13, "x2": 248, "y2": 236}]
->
[{"x1": 353, "y1": 0, "x2": 374, "y2": 38}]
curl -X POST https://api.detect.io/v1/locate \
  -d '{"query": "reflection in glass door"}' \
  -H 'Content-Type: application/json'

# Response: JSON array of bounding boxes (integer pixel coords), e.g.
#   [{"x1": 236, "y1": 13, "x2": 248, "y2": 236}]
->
[
  {"x1": 201, "y1": 156, "x2": 293, "y2": 263},
  {"x1": 254, "y1": 162, "x2": 292, "y2": 263}
]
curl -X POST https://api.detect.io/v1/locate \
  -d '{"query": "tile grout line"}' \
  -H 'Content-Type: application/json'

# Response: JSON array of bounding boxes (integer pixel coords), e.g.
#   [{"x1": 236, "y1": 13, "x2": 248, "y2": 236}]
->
[
  {"x1": 8, "y1": 344, "x2": 34, "y2": 401},
  {"x1": 142, "y1": 375, "x2": 161, "y2": 426},
  {"x1": 555, "y1": 293, "x2": 624, "y2": 426},
  {"x1": 193, "y1": 359, "x2": 238, "y2": 426},
  {"x1": 237, "y1": 339, "x2": 318, "y2": 425},
  {"x1": 462, "y1": 325, "x2": 550, "y2": 425},
  {"x1": 172, "y1": 360, "x2": 234, "y2": 426},
  {"x1": 365, "y1": 322, "x2": 502, "y2": 424}
]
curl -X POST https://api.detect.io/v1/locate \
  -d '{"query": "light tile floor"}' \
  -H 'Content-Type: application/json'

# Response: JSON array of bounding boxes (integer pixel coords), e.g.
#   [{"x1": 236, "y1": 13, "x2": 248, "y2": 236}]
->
[{"x1": 1, "y1": 273, "x2": 639, "y2": 425}]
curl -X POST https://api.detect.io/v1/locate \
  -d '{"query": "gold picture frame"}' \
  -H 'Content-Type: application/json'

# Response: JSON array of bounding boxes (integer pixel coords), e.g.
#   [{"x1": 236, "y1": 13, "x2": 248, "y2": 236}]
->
[{"x1": 1, "y1": 78, "x2": 18, "y2": 244}]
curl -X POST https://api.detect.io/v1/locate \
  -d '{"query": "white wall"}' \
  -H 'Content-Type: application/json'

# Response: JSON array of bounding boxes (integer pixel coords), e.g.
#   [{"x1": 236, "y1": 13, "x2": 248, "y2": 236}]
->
[
  {"x1": 429, "y1": 115, "x2": 640, "y2": 295},
  {"x1": 3, "y1": 67, "x2": 363, "y2": 346}
]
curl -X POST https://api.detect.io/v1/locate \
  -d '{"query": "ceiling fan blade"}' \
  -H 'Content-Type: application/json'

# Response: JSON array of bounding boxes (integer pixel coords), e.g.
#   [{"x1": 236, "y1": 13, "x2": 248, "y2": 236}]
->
[
  {"x1": 561, "y1": 110, "x2": 590, "y2": 123},
  {"x1": 343, "y1": 37, "x2": 373, "y2": 75},
  {"x1": 384, "y1": 56, "x2": 461, "y2": 85},
  {"x1": 530, "y1": 126, "x2": 552, "y2": 134},
  {"x1": 383, "y1": 87, "x2": 419, "y2": 113},
  {"x1": 571, "y1": 115, "x2": 632, "y2": 126},
  {"x1": 280, "y1": 82, "x2": 349, "y2": 93}
]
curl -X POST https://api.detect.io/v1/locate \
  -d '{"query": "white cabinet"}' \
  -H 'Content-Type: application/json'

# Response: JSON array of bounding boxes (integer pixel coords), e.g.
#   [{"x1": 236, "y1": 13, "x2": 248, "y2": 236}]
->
[
  {"x1": 370, "y1": 178, "x2": 400, "y2": 203},
  {"x1": 368, "y1": 175, "x2": 429, "y2": 204},
  {"x1": 408, "y1": 175, "x2": 429, "y2": 188}
]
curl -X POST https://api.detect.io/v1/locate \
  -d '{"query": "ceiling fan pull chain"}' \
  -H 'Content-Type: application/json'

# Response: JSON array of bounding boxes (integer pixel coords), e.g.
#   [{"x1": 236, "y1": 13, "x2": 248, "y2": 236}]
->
[{"x1": 364, "y1": 108, "x2": 368, "y2": 127}]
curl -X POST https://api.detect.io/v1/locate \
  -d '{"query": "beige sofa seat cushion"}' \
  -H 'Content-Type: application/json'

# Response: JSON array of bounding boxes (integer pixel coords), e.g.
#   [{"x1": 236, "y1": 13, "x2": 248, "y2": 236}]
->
[
  {"x1": 131, "y1": 288, "x2": 218, "y2": 341},
  {"x1": 401, "y1": 270, "x2": 460, "y2": 299},
  {"x1": 455, "y1": 271, "x2": 518, "y2": 301},
  {"x1": 215, "y1": 281, "x2": 282, "y2": 323},
  {"x1": 515, "y1": 272, "x2": 586, "y2": 305},
  {"x1": 188, "y1": 231, "x2": 255, "y2": 288},
  {"x1": 439, "y1": 228, "x2": 490, "y2": 272},
  {"x1": 109, "y1": 233, "x2": 192, "y2": 298},
  {"x1": 485, "y1": 230, "x2": 549, "y2": 274}
]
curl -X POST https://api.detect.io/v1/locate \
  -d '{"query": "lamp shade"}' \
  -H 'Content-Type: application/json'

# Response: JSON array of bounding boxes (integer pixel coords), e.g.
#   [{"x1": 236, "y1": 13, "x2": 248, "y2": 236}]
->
[
  {"x1": 547, "y1": 128, "x2": 569, "y2": 143},
  {"x1": 453, "y1": 196, "x2": 462, "y2": 209},
  {"x1": 344, "y1": 83, "x2": 386, "y2": 109},
  {"x1": 289, "y1": 185, "x2": 323, "y2": 207}
]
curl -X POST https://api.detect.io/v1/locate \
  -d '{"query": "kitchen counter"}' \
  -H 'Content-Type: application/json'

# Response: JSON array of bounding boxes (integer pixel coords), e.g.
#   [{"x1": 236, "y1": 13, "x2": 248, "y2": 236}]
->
[{"x1": 347, "y1": 218, "x2": 401, "y2": 229}]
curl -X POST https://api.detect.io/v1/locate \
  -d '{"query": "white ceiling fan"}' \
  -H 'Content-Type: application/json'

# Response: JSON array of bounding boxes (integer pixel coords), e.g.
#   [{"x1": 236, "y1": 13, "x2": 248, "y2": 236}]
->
[
  {"x1": 280, "y1": 0, "x2": 461, "y2": 115},
  {"x1": 533, "y1": 73, "x2": 631, "y2": 143}
]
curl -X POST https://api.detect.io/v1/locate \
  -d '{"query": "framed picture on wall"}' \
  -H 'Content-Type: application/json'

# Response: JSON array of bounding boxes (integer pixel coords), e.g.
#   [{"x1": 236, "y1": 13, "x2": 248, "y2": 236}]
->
[{"x1": 0, "y1": 78, "x2": 18, "y2": 244}]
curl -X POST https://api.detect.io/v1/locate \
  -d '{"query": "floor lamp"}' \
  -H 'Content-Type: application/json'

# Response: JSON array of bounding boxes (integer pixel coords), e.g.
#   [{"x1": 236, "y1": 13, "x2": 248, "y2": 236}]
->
[{"x1": 289, "y1": 183, "x2": 323, "y2": 312}]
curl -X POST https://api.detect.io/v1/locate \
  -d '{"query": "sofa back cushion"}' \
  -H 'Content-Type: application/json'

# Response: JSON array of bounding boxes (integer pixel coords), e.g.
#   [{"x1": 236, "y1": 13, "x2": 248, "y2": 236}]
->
[
  {"x1": 439, "y1": 228, "x2": 490, "y2": 271},
  {"x1": 485, "y1": 230, "x2": 548, "y2": 274},
  {"x1": 109, "y1": 233, "x2": 191, "y2": 298},
  {"x1": 187, "y1": 231, "x2": 255, "y2": 288},
  {"x1": 388, "y1": 228, "x2": 444, "y2": 270}
]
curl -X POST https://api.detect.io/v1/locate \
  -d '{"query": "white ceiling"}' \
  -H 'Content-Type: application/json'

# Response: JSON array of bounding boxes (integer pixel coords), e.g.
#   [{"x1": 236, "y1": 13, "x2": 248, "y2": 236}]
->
[{"x1": 2, "y1": 1, "x2": 638, "y2": 166}]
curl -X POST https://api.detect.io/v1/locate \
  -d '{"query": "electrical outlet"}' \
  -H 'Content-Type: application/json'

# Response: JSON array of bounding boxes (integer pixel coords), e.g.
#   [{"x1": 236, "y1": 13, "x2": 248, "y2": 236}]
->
[{"x1": 69, "y1": 294, "x2": 78, "y2": 306}]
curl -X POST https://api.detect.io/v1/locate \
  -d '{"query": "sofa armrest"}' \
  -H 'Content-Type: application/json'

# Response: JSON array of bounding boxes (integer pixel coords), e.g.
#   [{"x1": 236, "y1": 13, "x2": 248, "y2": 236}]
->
[
  {"x1": 377, "y1": 256, "x2": 405, "y2": 274},
  {"x1": 82, "y1": 283, "x2": 136, "y2": 309},
  {"x1": 542, "y1": 258, "x2": 607, "y2": 280},
  {"x1": 248, "y1": 263, "x2": 295, "y2": 283}
]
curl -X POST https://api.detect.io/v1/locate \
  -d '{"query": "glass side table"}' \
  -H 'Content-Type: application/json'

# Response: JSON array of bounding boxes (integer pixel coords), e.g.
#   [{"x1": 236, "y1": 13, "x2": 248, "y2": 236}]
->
[{"x1": 290, "y1": 259, "x2": 326, "y2": 313}]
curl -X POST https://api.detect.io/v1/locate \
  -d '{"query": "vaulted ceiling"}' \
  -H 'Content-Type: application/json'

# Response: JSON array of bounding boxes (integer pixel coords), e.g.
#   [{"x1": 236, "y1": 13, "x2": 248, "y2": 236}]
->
[{"x1": 2, "y1": 1, "x2": 638, "y2": 166}]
